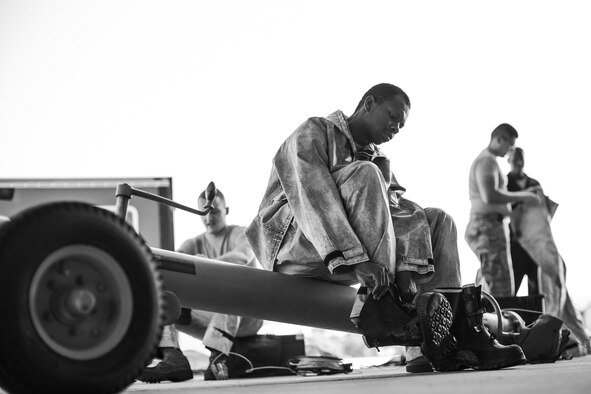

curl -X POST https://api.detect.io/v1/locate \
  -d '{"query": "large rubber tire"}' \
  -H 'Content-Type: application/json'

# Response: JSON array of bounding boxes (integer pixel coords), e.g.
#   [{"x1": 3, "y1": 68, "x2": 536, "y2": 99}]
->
[{"x1": 0, "y1": 202, "x2": 163, "y2": 394}]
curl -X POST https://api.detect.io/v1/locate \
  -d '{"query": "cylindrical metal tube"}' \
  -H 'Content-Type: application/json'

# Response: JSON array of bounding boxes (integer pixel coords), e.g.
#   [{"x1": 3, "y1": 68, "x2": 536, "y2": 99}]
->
[
  {"x1": 114, "y1": 184, "x2": 132, "y2": 219},
  {"x1": 151, "y1": 248, "x2": 361, "y2": 334}
]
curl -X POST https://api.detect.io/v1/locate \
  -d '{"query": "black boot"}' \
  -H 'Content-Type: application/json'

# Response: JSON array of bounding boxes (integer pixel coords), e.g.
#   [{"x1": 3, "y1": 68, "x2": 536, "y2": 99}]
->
[
  {"x1": 414, "y1": 291, "x2": 458, "y2": 371},
  {"x1": 439, "y1": 284, "x2": 527, "y2": 370},
  {"x1": 137, "y1": 347, "x2": 193, "y2": 383}
]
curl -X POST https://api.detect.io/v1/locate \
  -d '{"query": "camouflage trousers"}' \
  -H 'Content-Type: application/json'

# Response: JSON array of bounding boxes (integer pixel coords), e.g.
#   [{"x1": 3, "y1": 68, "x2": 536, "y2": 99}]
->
[{"x1": 464, "y1": 213, "x2": 514, "y2": 297}]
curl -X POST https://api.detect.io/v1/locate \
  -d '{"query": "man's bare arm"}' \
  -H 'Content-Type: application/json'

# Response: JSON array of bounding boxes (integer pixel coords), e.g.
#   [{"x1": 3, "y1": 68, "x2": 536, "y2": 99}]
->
[
  {"x1": 216, "y1": 229, "x2": 255, "y2": 266},
  {"x1": 475, "y1": 157, "x2": 540, "y2": 205}
]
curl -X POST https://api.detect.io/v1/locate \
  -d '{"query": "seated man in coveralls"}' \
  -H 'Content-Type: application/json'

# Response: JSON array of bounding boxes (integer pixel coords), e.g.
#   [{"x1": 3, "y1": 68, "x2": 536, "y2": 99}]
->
[{"x1": 246, "y1": 83, "x2": 525, "y2": 372}]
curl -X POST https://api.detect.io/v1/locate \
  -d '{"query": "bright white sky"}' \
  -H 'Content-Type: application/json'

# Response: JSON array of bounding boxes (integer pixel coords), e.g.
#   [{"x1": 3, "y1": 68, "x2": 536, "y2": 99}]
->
[{"x1": 1, "y1": 0, "x2": 590, "y2": 344}]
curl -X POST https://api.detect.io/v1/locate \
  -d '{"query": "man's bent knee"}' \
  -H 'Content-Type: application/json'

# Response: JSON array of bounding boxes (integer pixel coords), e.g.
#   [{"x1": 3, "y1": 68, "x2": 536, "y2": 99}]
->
[{"x1": 334, "y1": 161, "x2": 384, "y2": 188}]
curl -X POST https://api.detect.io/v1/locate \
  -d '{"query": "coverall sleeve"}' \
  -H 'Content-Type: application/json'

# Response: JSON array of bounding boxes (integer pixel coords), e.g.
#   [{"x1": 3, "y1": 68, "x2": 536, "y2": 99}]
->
[{"x1": 274, "y1": 119, "x2": 369, "y2": 272}]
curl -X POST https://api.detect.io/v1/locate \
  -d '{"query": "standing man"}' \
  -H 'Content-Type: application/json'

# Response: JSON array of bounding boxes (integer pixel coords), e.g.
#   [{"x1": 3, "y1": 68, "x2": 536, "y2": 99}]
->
[
  {"x1": 507, "y1": 147, "x2": 589, "y2": 356},
  {"x1": 138, "y1": 188, "x2": 263, "y2": 383},
  {"x1": 246, "y1": 84, "x2": 524, "y2": 372},
  {"x1": 507, "y1": 147, "x2": 543, "y2": 295},
  {"x1": 465, "y1": 124, "x2": 540, "y2": 297}
]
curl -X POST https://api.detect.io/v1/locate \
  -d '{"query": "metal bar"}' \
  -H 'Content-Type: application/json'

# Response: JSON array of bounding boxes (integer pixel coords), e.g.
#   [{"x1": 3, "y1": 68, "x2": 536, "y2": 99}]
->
[
  {"x1": 129, "y1": 188, "x2": 213, "y2": 216},
  {"x1": 157, "y1": 182, "x2": 175, "y2": 250},
  {"x1": 124, "y1": 186, "x2": 215, "y2": 217},
  {"x1": 151, "y1": 247, "x2": 361, "y2": 334}
]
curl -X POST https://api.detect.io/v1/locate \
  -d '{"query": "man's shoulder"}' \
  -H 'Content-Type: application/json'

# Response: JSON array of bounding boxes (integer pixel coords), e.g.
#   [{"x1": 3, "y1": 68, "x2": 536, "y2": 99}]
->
[
  {"x1": 294, "y1": 116, "x2": 332, "y2": 134},
  {"x1": 470, "y1": 151, "x2": 499, "y2": 180},
  {"x1": 291, "y1": 111, "x2": 352, "y2": 144},
  {"x1": 473, "y1": 150, "x2": 497, "y2": 167},
  {"x1": 225, "y1": 224, "x2": 245, "y2": 234},
  {"x1": 524, "y1": 173, "x2": 541, "y2": 186},
  {"x1": 279, "y1": 117, "x2": 332, "y2": 150}
]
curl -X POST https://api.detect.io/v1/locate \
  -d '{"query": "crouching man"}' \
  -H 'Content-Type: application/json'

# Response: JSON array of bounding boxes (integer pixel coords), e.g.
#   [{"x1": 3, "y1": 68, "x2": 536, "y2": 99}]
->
[
  {"x1": 246, "y1": 83, "x2": 526, "y2": 372},
  {"x1": 138, "y1": 188, "x2": 263, "y2": 382}
]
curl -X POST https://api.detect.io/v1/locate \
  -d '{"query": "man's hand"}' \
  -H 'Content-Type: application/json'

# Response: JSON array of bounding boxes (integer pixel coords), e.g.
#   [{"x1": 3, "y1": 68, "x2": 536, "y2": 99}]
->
[
  {"x1": 352, "y1": 262, "x2": 390, "y2": 300},
  {"x1": 521, "y1": 191, "x2": 543, "y2": 205},
  {"x1": 526, "y1": 185, "x2": 543, "y2": 193},
  {"x1": 394, "y1": 271, "x2": 418, "y2": 305}
]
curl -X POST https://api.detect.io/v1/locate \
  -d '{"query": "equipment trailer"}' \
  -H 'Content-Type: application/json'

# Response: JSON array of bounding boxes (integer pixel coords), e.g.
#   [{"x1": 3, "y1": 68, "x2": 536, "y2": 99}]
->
[{"x1": 0, "y1": 182, "x2": 373, "y2": 394}]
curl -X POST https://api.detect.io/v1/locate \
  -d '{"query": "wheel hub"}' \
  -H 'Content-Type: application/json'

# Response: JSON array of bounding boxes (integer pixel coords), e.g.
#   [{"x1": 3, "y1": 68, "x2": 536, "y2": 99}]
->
[
  {"x1": 66, "y1": 288, "x2": 97, "y2": 315},
  {"x1": 29, "y1": 245, "x2": 133, "y2": 360}
]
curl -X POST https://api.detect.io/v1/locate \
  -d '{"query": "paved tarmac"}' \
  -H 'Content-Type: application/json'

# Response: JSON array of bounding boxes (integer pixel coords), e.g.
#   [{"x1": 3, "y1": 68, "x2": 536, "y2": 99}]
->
[{"x1": 126, "y1": 355, "x2": 591, "y2": 394}]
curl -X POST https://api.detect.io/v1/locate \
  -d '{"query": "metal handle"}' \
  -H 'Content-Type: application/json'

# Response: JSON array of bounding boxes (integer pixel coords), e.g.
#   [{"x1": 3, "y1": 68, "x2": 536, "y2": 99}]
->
[
  {"x1": 114, "y1": 182, "x2": 217, "y2": 219},
  {"x1": 481, "y1": 290, "x2": 525, "y2": 338},
  {"x1": 481, "y1": 290, "x2": 505, "y2": 336}
]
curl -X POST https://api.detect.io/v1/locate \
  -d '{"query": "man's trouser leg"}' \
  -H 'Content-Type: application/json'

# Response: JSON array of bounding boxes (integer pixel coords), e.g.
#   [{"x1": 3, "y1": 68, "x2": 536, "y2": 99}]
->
[
  {"x1": 406, "y1": 207, "x2": 462, "y2": 373},
  {"x1": 140, "y1": 318, "x2": 192, "y2": 383},
  {"x1": 275, "y1": 160, "x2": 396, "y2": 283},
  {"x1": 418, "y1": 208, "x2": 462, "y2": 293},
  {"x1": 160, "y1": 324, "x2": 182, "y2": 349},
  {"x1": 148, "y1": 311, "x2": 261, "y2": 382},
  {"x1": 175, "y1": 310, "x2": 263, "y2": 355},
  {"x1": 464, "y1": 214, "x2": 514, "y2": 297}
]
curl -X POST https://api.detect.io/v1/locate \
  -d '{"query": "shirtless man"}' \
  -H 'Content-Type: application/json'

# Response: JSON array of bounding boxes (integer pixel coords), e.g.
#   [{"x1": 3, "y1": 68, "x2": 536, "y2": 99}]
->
[{"x1": 465, "y1": 124, "x2": 540, "y2": 297}]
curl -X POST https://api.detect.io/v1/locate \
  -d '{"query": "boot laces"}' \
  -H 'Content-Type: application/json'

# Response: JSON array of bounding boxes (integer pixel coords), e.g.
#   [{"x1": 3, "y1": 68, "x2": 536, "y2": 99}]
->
[
  {"x1": 467, "y1": 307, "x2": 486, "y2": 331},
  {"x1": 488, "y1": 331, "x2": 498, "y2": 343}
]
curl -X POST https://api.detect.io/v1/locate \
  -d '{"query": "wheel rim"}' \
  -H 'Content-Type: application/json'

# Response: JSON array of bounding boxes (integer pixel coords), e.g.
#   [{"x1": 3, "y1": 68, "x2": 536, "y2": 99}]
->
[{"x1": 29, "y1": 245, "x2": 133, "y2": 360}]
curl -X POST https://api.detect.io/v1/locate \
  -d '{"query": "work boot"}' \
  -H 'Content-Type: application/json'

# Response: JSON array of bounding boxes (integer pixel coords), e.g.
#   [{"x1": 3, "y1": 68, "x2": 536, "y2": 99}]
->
[
  {"x1": 405, "y1": 346, "x2": 433, "y2": 373},
  {"x1": 439, "y1": 284, "x2": 527, "y2": 370},
  {"x1": 415, "y1": 291, "x2": 458, "y2": 371},
  {"x1": 137, "y1": 347, "x2": 193, "y2": 383},
  {"x1": 203, "y1": 349, "x2": 229, "y2": 381}
]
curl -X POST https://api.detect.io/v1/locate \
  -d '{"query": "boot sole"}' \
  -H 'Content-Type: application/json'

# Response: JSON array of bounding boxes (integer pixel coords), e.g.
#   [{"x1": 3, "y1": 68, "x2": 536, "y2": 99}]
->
[
  {"x1": 475, "y1": 359, "x2": 527, "y2": 370},
  {"x1": 416, "y1": 292, "x2": 458, "y2": 372},
  {"x1": 405, "y1": 356, "x2": 434, "y2": 373},
  {"x1": 473, "y1": 352, "x2": 527, "y2": 370},
  {"x1": 137, "y1": 371, "x2": 194, "y2": 383}
]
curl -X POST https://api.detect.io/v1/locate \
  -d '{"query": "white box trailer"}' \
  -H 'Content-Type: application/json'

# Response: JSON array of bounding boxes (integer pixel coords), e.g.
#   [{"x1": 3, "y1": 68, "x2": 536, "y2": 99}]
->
[{"x1": 0, "y1": 177, "x2": 174, "y2": 250}]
